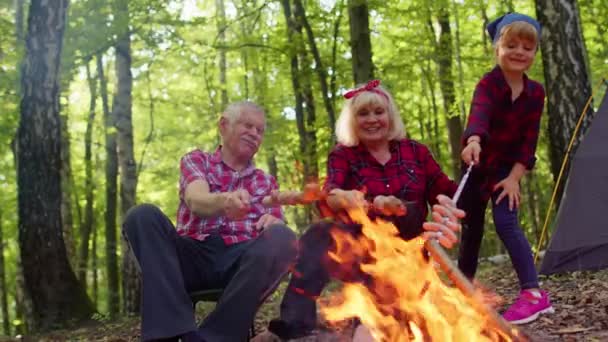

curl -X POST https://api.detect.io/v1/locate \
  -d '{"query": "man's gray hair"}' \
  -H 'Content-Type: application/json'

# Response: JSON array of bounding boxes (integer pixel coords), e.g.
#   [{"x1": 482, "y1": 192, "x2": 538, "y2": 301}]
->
[{"x1": 222, "y1": 101, "x2": 265, "y2": 123}]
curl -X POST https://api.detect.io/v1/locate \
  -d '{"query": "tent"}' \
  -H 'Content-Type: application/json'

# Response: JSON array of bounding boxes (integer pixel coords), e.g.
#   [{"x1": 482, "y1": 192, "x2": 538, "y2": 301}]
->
[{"x1": 540, "y1": 88, "x2": 608, "y2": 275}]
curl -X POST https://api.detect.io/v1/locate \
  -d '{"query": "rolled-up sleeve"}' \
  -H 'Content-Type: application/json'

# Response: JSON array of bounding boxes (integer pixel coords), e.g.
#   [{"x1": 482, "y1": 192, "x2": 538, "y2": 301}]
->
[
  {"x1": 323, "y1": 147, "x2": 350, "y2": 193},
  {"x1": 179, "y1": 151, "x2": 208, "y2": 199}
]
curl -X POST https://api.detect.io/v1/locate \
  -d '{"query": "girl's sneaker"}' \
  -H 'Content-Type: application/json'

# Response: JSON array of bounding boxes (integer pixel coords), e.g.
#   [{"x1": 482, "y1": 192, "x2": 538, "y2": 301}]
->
[{"x1": 502, "y1": 289, "x2": 554, "y2": 324}]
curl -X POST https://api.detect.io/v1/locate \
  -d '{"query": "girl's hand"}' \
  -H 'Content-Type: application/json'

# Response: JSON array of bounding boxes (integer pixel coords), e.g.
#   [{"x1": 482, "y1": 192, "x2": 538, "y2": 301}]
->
[
  {"x1": 493, "y1": 176, "x2": 520, "y2": 210},
  {"x1": 461, "y1": 140, "x2": 481, "y2": 165}
]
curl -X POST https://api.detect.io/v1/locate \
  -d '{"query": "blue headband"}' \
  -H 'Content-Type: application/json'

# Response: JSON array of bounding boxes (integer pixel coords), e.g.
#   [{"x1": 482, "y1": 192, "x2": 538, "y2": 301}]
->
[{"x1": 486, "y1": 13, "x2": 541, "y2": 44}]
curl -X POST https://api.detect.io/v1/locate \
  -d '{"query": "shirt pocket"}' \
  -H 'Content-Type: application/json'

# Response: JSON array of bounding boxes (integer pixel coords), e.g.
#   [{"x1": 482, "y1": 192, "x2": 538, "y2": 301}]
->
[{"x1": 396, "y1": 162, "x2": 423, "y2": 198}]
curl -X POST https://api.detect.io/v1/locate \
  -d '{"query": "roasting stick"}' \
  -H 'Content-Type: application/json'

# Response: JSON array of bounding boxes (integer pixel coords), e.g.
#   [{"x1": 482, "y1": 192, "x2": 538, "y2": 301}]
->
[
  {"x1": 261, "y1": 183, "x2": 325, "y2": 206},
  {"x1": 424, "y1": 164, "x2": 521, "y2": 340}
]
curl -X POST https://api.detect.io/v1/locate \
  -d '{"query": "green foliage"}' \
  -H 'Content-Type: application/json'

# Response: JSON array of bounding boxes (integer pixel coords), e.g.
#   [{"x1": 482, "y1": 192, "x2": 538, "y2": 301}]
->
[{"x1": 0, "y1": 0, "x2": 606, "y2": 334}]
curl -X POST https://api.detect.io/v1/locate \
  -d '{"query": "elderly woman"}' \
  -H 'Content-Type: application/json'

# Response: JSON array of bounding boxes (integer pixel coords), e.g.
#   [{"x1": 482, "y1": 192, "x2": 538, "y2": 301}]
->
[{"x1": 255, "y1": 80, "x2": 464, "y2": 341}]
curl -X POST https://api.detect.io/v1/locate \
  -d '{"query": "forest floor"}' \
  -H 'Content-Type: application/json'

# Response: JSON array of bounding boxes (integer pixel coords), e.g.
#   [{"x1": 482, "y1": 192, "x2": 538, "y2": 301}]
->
[{"x1": 5, "y1": 261, "x2": 608, "y2": 342}]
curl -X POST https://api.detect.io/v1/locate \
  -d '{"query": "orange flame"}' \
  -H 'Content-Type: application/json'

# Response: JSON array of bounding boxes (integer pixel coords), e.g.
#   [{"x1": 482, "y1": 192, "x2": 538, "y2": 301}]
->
[{"x1": 320, "y1": 208, "x2": 515, "y2": 342}]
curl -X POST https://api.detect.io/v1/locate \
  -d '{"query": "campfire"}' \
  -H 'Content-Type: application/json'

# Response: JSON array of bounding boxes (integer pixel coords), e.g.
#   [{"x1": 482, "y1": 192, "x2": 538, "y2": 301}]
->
[{"x1": 320, "y1": 208, "x2": 522, "y2": 342}]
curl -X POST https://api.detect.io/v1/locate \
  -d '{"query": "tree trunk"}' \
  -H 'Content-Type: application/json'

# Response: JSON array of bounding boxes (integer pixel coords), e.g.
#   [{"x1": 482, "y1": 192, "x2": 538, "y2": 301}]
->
[
  {"x1": 294, "y1": 0, "x2": 336, "y2": 133},
  {"x1": 236, "y1": 1, "x2": 250, "y2": 99},
  {"x1": 501, "y1": 0, "x2": 515, "y2": 12},
  {"x1": 112, "y1": 0, "x2": 140, "y2": 316},
  {"x1": 535, "y1": 0, "x2": 593, "y2": 201},
  {"x1": 420, "y1": 63, "x2": 442, "y2": 159},
  {"x1": 281, "y1": 0, "x2": 318, "y2": 223},
  {"x1": 217, "y1": 0, "x2": 229, "y2": 107},
  {"x1": 16, "y1": 0, "x2": 94, "y2": 331},
  {"x1": 60, "y1": 110, "x2": 76, "y2": 268},
  {"x1": 98, "y1": 52, "x2": 120, "y2": 318},
  {"x1": 0, "y1": 210, "x2": 9, "y2": 336},
  {"x1": 436, "y1": 6, "x2": 464, "y2": 177},
  {"x1": 347, "y1": 0, "x2": 374, "y2": 84},
  {"x1": 452, "y1": 0, "x2": 467, "y2": 124},
  {"x1": 92, "y1": 211, "x2": 99, "y2": 307},
  {"x1": 477, "y1": 0, "x2": 490, "y2": 55},
  {"x1": 77, "y1": 60, "x2": 97, "y2": 288},
  {"x1": 330, "y1": 0, "x2": 345, "y2": 126}
]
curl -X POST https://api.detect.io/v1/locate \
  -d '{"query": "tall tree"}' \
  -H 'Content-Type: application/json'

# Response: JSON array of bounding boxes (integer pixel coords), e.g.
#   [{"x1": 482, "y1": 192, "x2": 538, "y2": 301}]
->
[
  {"x1": 294, "y1": 0, "x2": 337, "y2": 133},
  {"x1": 535, "y1": 0, "x2": 593, "y2": 200},
  {"x1": 112, "y1": 0, "x2": 139, "y2": 315},
  {"x1": 347, "y1": 0, "x2": 374, "y2": 84},
  {"x1": 60, "y1": 104, "x2": 76, "y2": 267},
  {"x1": 16, "y1": 0, "x2": 94, "y2": 331},
  {"x1": 217, "y1": 0, "x2": 228, "y2": 107},
  {"x1": 98, "y1": 52, "x2": 120, "y2": 317},
  {"x1": 0, "y1": 210, "x2": 9, "y2": 336},
  {"x1": 435, "y1": 5, "x2": 464, "y2": 176},
  {"x1": 77, "y1": 60, "x2": 97, "y2": 288},
  {"x1": 281, "y1": 0, "x2": 319, "y2": 224}
]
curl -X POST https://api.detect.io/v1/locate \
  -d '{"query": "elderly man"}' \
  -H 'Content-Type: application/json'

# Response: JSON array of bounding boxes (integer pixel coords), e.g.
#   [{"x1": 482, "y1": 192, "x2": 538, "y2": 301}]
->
[{"x1": 123, "y1": 101, "x2": 298, "y2": 341}]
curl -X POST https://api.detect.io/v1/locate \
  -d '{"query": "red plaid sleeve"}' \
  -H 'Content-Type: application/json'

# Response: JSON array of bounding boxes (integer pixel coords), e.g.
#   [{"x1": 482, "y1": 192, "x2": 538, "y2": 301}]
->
[
  {"x1": 515, "y1": 83, "x2": 545, "y2": 169},
  {"x1": 463, "y1": 78, "x2": 494, "y2": 145},
  {"x1": 179, "y1": 151, "x2": 208, "y2": 199},
  {"x1": 323, "y1": 146, "x2": 350, "y2": 193},
  {"x1": 419, "y1": 145, "x2": 458, "y2": 204}
]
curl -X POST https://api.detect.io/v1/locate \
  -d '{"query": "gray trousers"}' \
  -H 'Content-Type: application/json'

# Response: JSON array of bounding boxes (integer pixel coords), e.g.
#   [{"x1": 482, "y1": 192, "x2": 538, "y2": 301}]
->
[{"x1": 122, "y1": 204, "x2": 297, "y2": 341}]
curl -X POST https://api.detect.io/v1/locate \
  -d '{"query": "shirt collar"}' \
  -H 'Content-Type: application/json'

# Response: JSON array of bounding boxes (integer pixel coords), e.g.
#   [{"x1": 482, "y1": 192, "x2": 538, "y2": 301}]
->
[
  {"x1": 210, "y1": 146, "x2": 256, "y2": 176},
  {"x1": 491, "y1": 65, "x2": 533, "y2": 98}
]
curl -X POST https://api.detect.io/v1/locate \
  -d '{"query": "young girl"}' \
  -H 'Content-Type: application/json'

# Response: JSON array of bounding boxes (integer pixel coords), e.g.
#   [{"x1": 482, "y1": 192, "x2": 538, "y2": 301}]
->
[{"x1": 458, "y1": 13, "x2": 554, "y2": 324}]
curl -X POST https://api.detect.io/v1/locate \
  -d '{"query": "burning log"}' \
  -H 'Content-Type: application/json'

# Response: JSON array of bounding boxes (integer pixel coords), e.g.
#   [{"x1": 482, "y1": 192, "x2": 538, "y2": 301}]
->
[{"x1": 425, "y1": 239, "x2": 524, "y2": 341}]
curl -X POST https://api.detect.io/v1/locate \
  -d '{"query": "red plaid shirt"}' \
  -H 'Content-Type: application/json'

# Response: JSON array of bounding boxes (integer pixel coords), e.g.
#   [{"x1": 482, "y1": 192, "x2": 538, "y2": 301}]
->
[
  {"x1": 177, "y1": 148, "x2": 284, "y2": 245},
  {"x1": 463, "y1": 65, "x2": 545, "y2": 199},
  {"x1": 320, "y1": 139, "x2": 457, "y2": 234}
]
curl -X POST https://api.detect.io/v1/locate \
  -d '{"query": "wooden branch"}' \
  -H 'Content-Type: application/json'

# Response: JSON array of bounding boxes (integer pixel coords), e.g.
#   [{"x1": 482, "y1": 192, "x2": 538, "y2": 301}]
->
[{"x1": 424, "y1": 239, "x2": 524, "y2": 341}]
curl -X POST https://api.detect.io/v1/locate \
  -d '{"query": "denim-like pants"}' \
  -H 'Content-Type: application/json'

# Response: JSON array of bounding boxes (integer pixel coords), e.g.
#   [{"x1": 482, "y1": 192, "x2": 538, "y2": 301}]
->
[
  {"x1": 122, "y1": 204, "x2": 297, "y2": 341},
  {"x1": 457, "y1": 169, "x2": 539, "y2": 290}
]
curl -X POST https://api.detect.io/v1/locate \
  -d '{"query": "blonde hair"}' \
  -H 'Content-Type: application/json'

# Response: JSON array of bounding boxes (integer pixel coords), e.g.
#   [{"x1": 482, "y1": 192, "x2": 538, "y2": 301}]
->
[
  {"x1": 495, "y1": 21, "x2": 539, "y2": 47},
  {"x1": 335, "y1": 84, "x2": 406, "y2": 146}
]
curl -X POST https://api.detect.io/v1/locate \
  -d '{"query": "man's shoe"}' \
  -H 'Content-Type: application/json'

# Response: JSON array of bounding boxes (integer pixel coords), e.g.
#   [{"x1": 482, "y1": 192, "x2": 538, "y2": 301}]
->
[{"x1": 502, "y1": 289, "x2": 554, "y2": 324}]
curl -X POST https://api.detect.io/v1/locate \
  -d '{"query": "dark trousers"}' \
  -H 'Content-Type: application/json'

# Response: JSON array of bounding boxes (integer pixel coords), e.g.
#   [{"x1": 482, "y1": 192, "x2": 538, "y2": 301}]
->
[
  {"x1": 457, "y1": 171, "x2": 539, "y2": 290},
  {"x1": 278, "y1": 220, "x2": 395, "y2": 331},
  {"x1": 122, "y1": 204, "x2": 297, "y2": 341}
]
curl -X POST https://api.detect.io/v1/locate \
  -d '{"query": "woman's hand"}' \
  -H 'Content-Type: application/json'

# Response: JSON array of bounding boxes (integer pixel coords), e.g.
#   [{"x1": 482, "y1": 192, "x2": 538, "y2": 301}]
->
[
  {"x1": 328, "y1": 189, "x2": 369, "y2": 212},
  {"x1": 372, "y1": 195, "x2": 407, "y2": 216},
  {"x1": 422, "y1": 194, "x2": 465, "y2": 248}
]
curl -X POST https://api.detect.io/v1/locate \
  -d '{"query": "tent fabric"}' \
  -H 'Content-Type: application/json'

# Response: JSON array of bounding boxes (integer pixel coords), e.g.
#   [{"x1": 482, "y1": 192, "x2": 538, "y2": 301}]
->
[{"x1": 540, "y1": 89, "x2": 608, "y2": 275}]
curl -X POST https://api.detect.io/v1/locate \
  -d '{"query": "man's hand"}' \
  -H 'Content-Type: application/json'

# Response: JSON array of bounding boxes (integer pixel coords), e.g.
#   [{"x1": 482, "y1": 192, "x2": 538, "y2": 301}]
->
[
  {"x1": 422, "y1": 194, "x2": 465, "y2": 248},
  {"x1": 255, "y1": 214, "x2": 284, "y2": 231},
  {"x1": 222, "y1": 189, "x2": 251, "y2": 219},
  {"x1": 493, "y1": 176, "x2": 520, "y2": 210},
  {"x1": 372, "y1": 195, "x2": 407, "y2": 216}
]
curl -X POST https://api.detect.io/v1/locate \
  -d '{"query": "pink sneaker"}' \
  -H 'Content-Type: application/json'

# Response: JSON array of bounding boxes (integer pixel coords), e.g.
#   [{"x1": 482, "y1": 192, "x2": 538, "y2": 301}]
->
[{"x1": 502, "y1": 289, "x2": 554, "y2": 324}]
